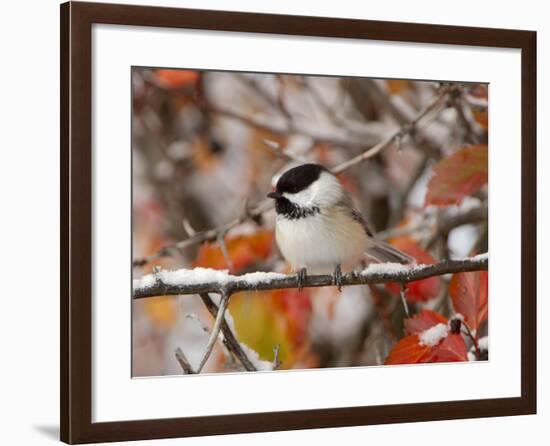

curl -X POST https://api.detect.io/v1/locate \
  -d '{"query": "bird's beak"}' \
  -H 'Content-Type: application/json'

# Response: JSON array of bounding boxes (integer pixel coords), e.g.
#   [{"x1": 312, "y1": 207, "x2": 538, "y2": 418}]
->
[{"x1": 267, "y1": 191, "x2": 282, "y2": 199}]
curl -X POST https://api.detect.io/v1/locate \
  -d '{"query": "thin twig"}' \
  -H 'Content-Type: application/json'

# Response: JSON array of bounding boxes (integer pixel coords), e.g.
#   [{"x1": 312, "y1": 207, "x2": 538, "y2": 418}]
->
[
  {"x1": 304, "y1": 77, "x2": 346, "y2": 127},
  {"x1": 272, "y1": 344, "x2": 281, "y2": 370},
  {"x1": 175, "y1": 347, "x2": 196, "y2": 374},
  {"x1": 199, "y1": 293, "x2": 257, "y2": 371},
  {"x1": 262, "y1": 138, "x2": 307, "y2": 163},
  {"x1": 378, "y1": 203, "x2": 488, "y2": 241},
  {"x1": 452, "y1": 96, "x2": 480, "y2": 144},
  {"x1": 217, "y1": 232, "x2": 234, "y2": 270},
  {"x1": 330, "y1": 87, "x2": 450, "y2": 174},
  {"x1": 196, "y1": 290, "x2": 231, "y2": 373},
  {"x1": 424, "y1": 204, "x2": 488, "y2": 250},
  {"x1": 184, "y1": 313, "x2": 210, "y2": 334},
  {"x1": 208, "y1": 103, "x2": 383, "y2": 149},
  {"x1": 461, "y1": 321, "x2": 481, "y2": 359},
  {"x1": 134, "y1": 255, "x2": 488, "y2": 299},
  {"x1": 354, "y1": 79, "x2": 446, "y2": 158},
  {"x1": 399, "y1": 284, "x2": 410, "y2": 318},
  {"x1": 235, "y1": 73, "x2": 387, "y2": 146}
]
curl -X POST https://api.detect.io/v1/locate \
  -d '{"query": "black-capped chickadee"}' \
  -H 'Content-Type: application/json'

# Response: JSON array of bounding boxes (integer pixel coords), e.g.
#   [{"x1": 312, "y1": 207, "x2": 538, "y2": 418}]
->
[{"x1": 267, "y1": 163, "x2": 412, "y2": 289}]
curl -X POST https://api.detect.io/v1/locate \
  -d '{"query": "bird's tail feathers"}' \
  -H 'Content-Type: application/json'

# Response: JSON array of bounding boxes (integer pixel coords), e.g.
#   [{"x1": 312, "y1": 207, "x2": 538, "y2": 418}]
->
[{"x1": 366, "y1": 240, "x2": 414, "y2": 265}]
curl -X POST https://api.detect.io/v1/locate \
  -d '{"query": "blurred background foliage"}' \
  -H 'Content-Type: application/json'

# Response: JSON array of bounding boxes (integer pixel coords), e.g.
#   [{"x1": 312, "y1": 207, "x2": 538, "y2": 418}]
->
[{"x1": 132, "y1": 68, "x2": 489, "y2": 376}]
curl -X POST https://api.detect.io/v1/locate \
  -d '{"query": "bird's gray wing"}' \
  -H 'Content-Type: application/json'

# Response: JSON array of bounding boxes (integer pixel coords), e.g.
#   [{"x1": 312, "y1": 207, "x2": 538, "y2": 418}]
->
[
  {"x1": 349, "y1": 208, "x2": 374, "y2": 237},
  {"x1": 345, "y1": 203, "x2": 413, "y2": 264}
]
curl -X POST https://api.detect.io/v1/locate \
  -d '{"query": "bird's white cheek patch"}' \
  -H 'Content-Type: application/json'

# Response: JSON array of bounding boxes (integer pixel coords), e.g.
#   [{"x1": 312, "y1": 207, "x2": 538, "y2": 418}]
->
[{"x1": 283, "y1": 189, "x2": 314, "y2": 207}]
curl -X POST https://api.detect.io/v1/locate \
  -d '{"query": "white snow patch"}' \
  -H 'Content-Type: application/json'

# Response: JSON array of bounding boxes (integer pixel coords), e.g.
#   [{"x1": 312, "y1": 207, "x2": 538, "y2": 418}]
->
[
  {"x1": 362, "y1": 262, "x2": 411, "y2": 275},
  {"x1": 132, "y1": 274, "x2": 156, "y2": 289},
  {"x1": 159, "y1": 268, "x2": 232, "y2": 286},
  {"x1": 478, "y1": 336, "x2": 489, "y2": 350},
  {"x1": 133, "y1": 268, "x2": 287, "y2": 290},
  {"x1": 239, "y1": 271, "x2": 287, "y2": 285},
  {"x1": 454, "y1": 252, "x2": 488, "y2": 262},
  {"x1": 239, "y1": 342, "x2": 274, "y2": 371},
  {"x1": 472, "y1": 252, "x2": 489, "y2": 262},
  {"x1": 418, "y1": 323, "x2": 449, "y2": 347}
]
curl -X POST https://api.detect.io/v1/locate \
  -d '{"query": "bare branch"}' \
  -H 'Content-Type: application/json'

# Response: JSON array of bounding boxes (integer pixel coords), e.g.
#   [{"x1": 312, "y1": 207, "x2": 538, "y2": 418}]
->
[
  {"x1": 378, "y1": 203, "x2": 488, "y2": 241},
  {"x1": 196, "y1": 290, "x2": 231, "y2": 373},
  {"x1": 451, "y1": 96, "x2": 481, "y2": 144},
  {"x1": 199, "y1": 293, "x2": 257, "y2": 371},
  {"x1": 262, "y1": 138, "x2": 307, "y2": 164},
  {"x1": 438, "y1": 205, "x2": 488, "y2": 235},
  {"x1": 355, "y1": 79, "x2": 447, "y2": 158},
  {"x1": 399, "y1": 284, "x2": 410, "y2": 318},
  {"x1": 175, "y1": 347, "x2": 196, "y2": 374},
  {"x1": 208, "y1": 103, "x2": 383, "y2": 149},
  {"x1": 217, "y1": 232, "x2": 234, "y2": 270},
  {"x1": 331, "y1": 87, "x2": 451, "y2": 174},
  {"x1": 134, "y1": 255, "x2": 487, "y2": 299},
  {"x1": 272, "y1": 344, "x2": 281, "y2": 370}
]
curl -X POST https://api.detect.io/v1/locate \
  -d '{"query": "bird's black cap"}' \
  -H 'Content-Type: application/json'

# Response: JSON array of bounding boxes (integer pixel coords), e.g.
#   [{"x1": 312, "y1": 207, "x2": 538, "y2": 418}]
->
[{"x1": 271, "y1": 163, "x2": 328, "y2": 196}]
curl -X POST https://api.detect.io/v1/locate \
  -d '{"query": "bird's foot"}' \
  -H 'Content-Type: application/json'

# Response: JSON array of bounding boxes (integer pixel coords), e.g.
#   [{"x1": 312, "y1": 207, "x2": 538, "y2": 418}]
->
[
  {"x1": 296, "y1": 267, "x2": 307, "y2": 291},
  {"x1": 333, "y1": 264, "x2": 343, "y2": 292}
]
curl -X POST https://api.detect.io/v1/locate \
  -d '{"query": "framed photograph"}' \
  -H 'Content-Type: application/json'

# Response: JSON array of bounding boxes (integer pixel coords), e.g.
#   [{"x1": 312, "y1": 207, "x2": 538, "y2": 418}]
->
[{"x1": 61, "y1": 1, "x2": 536, "y2": 443}]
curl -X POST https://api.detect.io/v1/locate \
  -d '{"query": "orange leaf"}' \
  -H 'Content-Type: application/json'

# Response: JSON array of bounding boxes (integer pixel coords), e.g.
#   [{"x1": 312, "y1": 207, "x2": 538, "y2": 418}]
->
[
  {"x1": 386, "y1": 79, "x2": 411, "y2": 95},
  {"x1": 144, "y1": 296, "x2": 178, "y2": 328},
  {"x1": 425, "y1": 144, "x2": 488, "y2": 206},
  {"x1": 194, "y1": 230, "x2": 273, "y2": 273},
  {"x1": 449, "y1": 270, "x2": 488, "y2": 332},
  {"x1": 384, "y1": 335, "x2": 431, "y2": 365},
  {"x1": 153, "y1": 69, "x2": 199, "y2": 89},
  {"x1": 386, "y1": 237, "x2": 440, "y2": 302},
  {"x1": 404, "y1": 309, "x2": 448, "y2": 335}
]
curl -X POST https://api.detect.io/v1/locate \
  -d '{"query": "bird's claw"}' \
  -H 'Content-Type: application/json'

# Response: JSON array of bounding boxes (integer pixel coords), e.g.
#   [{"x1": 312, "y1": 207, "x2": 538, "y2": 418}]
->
[
  {"x1": 333, "y1": 264, "x2": 343, "y2": 292},
  {"x1": 296, "y1": 267, "x2": 307, "y2": 291}
]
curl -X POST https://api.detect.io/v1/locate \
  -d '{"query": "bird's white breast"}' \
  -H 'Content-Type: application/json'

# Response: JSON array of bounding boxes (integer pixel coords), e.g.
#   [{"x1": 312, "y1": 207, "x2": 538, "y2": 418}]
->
[{"x1": 275, "y1": 206, "x2": 370, "y2": 274}]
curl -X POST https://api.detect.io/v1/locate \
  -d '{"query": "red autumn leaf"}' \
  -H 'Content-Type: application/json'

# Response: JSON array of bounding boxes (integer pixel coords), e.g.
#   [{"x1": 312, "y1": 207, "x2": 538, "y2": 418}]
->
[
  {"x1": 426, "y1": 334, "x2": 468, "y2": 362},
  {"x1": 193, "y1": 230, "x2": 273, "y2": 273},
  {"x1": 404, "y1": 309, "x2": 448, "y2": 335},
  {"x1": 449, "y1": 270, "x2": 488, "y2": 332},
  {"x1": 153, "y1": 69, "x2": 199, "y2": 89},
  {"x1": 271, "y1": 288, "x2": 312, "y2": 345},
  {"x1": 386, "y1": 237, "x2": 440, "y2": 302},
  {"x1": 384, "y1": 334, "x2": 432, "y2": 365},
  {"x1": 385, "y1": 329, "x2": 468, "y2": 365},
  {"x1": 425, "y1": 144, "x2": 488, "y2": 206}
]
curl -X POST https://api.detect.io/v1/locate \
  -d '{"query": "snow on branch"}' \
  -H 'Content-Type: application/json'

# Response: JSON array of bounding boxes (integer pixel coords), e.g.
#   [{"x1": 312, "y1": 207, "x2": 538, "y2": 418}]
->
[{"x1": 133, "y1": 254, "x2": 488, "y2": 300}]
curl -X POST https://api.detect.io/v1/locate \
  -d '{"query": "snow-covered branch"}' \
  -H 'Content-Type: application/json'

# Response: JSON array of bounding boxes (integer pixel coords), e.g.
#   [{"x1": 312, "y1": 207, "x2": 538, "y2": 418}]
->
[{"x1": 133, "y1": 254, "x2": 488, "y2": 300}]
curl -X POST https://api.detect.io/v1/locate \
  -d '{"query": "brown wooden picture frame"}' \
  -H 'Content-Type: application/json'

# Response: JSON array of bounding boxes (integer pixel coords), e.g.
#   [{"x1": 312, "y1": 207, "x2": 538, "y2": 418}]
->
[{"x1": 60, "y1": 1, "x2": 537, "y2": 443}]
